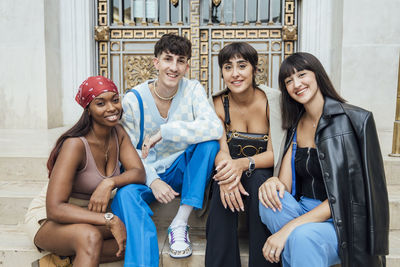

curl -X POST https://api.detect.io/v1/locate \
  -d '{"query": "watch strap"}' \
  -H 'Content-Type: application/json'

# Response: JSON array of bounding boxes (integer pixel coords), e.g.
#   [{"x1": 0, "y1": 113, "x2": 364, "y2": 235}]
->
[
  {"x1": 245, "y1": 157, "x2": 255, "y2": 177},
  {"x1": 104, "y1": 212, "x2": 114, "y2": 229}
]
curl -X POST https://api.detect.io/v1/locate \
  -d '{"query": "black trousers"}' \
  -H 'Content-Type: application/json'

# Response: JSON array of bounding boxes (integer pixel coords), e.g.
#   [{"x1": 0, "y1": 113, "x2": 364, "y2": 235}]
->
[{"x1": 205, "y1": 168, "x2": 279, "y2": 267}]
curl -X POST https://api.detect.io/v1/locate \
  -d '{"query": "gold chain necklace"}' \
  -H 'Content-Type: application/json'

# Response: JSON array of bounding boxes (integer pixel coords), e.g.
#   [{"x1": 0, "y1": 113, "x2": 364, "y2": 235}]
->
[
  {"x1": 153, "y1": 80, "x2": 178, "y2": 101},
  {"x1": 91, "y1": 128, "x2": 111, "y2": 162}
]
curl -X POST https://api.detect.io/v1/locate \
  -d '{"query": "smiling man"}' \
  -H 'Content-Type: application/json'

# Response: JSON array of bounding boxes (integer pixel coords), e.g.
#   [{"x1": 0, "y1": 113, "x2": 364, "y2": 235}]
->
[{"x1": 112, "y1": 33, "x2": 223, "y2": 267}]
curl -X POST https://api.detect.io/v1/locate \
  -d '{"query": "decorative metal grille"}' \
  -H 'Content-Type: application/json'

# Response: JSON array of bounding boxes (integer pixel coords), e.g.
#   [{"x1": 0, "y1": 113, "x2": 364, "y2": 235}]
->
[{"x1": 95, "y1": 0, "x2": 298, "y2": 95}]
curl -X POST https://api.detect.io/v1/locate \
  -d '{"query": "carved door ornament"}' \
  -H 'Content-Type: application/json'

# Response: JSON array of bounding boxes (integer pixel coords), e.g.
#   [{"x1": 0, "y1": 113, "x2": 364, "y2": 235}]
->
[
  {"x1": 125, "y1": 56, "x2": 158, "y2": 92},
  {"x1": 95, "y1": 0, "x2": 298, "y2": 94},
  {"x1": 94, "y1": 26, "x2": 110, "y2": 41},
  {"x1": 282, "y1": 25, "x2": 298, "y2": 41},
  {"x1": 171, "y1": 0, "x2": 179, "y2": 7},
  {"x1": 213, "y1": 0, "x2": 222, "y2": 7}
]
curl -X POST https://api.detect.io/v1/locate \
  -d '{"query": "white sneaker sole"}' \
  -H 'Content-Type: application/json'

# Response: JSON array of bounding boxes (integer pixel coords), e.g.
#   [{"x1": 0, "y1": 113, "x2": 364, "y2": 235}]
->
[{"x1": 168, "y1": 247, "x2": 193, "y2": 259}]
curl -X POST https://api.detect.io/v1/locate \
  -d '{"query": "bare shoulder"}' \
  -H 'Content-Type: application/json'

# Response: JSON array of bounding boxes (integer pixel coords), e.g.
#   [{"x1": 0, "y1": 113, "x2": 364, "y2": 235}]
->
[
  {"x1": 255, "y1": 87, "x2": 268, "y2": 101},
  {"x1": 62, "y1": 137, "x2": 85, "y2": 152},
  {"x1": 212, "y1": 96, "x2": 224, "y2": 120},
  {"x1": 115, "y1": 124, "x2": 129, "y2": 143},
  {"x1": 57, "y1": 137, "x2": 85, "y2": 164}
]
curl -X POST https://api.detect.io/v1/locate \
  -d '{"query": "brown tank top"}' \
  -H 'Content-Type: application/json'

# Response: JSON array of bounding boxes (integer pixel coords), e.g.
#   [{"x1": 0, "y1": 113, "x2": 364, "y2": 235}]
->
[{"x1": 71, "y1": 129, "x2": 120, "y2": 200}]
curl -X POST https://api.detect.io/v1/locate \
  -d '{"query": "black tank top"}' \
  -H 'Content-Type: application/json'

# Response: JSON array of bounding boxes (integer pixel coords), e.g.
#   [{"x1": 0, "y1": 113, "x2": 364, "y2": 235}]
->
[
  {"x1": 294, "y1": 147, "x2": 327, "y2": 201},
  {"x1": 221, "y1": 92, "x2": 269, "y2": 159}
]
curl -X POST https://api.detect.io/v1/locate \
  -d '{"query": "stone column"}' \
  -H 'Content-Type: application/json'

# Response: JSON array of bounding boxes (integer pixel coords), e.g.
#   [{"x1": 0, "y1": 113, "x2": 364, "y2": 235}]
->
[
  {"x1": 298, "y1": 0, "x2": 344, "y2": 91},
  {"x1": 60, "y1": 0, "x2": 96, "y2": 125}
]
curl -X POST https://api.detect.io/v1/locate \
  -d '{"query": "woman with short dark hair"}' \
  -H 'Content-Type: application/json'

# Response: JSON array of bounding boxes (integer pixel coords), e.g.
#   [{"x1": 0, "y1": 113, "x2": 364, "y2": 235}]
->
[{"x1": 205, "y1": 42, "x2": 286, "y2": 267}]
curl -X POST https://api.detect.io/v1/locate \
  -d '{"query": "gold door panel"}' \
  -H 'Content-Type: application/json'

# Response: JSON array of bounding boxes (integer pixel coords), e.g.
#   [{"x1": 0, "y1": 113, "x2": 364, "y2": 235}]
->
[{"x1": 95, "y1": 0, "x2": 298, "y2": 95}]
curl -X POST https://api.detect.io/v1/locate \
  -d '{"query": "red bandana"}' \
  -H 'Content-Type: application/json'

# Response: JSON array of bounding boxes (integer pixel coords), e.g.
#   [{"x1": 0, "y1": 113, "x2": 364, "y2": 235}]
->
[{"x1": 75, "y1": 76, "x2": 119, "y2": 108}]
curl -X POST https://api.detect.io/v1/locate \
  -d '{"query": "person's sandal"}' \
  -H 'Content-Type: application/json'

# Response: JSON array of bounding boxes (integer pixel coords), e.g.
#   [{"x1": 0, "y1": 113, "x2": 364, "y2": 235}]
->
[
  {"x1": 167, "y1": 223, "x2": 192, "y2": 258},
  {"x1": 31, "y1": 253, "x2": 72, "y2": 267}
]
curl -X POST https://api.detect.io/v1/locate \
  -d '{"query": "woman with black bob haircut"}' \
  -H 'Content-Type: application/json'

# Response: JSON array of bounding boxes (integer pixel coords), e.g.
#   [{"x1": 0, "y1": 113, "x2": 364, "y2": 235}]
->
[
  {"x1": 258, "y1": 52, "x2": 389, "y2": 266},
  {"x1": 205, "y1": 42, "x2": 286, "y2": 267}
]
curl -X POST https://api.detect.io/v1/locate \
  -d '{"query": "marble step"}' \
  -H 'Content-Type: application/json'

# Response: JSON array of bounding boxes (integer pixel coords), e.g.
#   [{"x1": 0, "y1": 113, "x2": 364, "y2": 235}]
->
[
  {"x1": 0, "y1": 127, "x2": 66, "y2": 182},
  {"x1": 0, "y1": 180, "x2": 210, "y2": 228},
  {"x1": 0, "y1": 156, "x2": 48, "y2": 181},
  {"x1": 384, "y1": 156, "x2": 400, "y2": 185},
  {"x1": 2, "y1": 154, "x2": 399, "y2": 185},
  {"x1": 1, "y1": 180, "x2": 399, "y2": 230},
  {"x1": 1, "y1": 154, "x2": 398, "y2": 195},
  {"x1": 0, "y1": 224, "x2": 249, "y2": 267},
  {"x1": 1, "y1": 127, "x2": 399, "y2": 186},
  {"x1": 0, "y1": 224, "x2": 399, "y2": 267}
]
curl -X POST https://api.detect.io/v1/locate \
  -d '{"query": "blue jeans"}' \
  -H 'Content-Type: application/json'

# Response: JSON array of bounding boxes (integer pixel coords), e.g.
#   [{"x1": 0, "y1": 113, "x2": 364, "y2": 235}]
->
[
  {"x1": 111, "y1": 141, "x2": 219, "y2": 267},
  {"x1": 259, "y1": 192, "x2": 341, "y2": 267}
]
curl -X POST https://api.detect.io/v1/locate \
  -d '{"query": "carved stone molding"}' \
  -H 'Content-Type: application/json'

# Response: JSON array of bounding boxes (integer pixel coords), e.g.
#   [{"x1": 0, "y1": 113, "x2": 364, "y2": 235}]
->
[{"x1": 94, "y1": 26, "x2": 110, "y2": 41}]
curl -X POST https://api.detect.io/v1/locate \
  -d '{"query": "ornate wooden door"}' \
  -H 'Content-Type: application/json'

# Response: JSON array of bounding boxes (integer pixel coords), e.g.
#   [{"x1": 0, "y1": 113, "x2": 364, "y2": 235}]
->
[{"x1": 95, "y1": 0, "x2": 298, "y2": 96}]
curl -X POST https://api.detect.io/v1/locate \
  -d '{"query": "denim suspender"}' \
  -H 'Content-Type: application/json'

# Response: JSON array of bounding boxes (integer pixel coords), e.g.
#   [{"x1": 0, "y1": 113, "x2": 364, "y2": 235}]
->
[
  {"x1": 291, "y1": 130, "x2": 297, "y2": 196},
  {"x1": 127, "y1": 88, "x2": 144, "y2": 149}
]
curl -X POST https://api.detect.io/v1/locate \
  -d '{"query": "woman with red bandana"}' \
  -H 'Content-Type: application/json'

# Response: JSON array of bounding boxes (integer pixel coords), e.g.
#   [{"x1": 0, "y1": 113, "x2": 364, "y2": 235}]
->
[{"x1": 24, "y1": 76, "x2": 145, "y2": 267}]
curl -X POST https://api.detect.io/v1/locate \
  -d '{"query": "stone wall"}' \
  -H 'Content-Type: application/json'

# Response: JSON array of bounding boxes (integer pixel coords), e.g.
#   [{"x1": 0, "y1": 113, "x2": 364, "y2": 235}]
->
[{"x1": 0, "y1": 0, "x2": 50, "y2": 128}]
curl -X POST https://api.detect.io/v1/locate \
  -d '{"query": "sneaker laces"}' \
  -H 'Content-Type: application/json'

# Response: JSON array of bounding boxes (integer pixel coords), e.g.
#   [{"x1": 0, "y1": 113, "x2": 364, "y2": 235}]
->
[{"x1": 169, "y1": 224, "x2": 190, "y2": 249}]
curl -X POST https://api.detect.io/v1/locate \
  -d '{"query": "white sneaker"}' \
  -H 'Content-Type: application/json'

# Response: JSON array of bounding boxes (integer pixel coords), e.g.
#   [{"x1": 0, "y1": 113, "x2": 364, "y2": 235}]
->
[{"x1": 167, "y1": 223, "x2": 192, "y2": 258}]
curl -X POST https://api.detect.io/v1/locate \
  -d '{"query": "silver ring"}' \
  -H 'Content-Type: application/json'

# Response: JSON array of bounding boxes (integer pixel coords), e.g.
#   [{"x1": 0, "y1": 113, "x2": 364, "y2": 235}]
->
[
  {"x1": 229, "y1": 192, "x2": 234, "y2": 195},
  {"x1": 224, "y1": 193, "x2": 229, "y2": 196},
  {"x1": 270, "y1": 250, "x2": 275, "y2": 254}
]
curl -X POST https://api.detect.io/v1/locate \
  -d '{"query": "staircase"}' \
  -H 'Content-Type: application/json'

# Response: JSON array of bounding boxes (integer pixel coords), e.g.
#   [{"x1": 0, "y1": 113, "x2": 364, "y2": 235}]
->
[{"x1": 0, "y1": 128, "x2": 399, "y2": 266}]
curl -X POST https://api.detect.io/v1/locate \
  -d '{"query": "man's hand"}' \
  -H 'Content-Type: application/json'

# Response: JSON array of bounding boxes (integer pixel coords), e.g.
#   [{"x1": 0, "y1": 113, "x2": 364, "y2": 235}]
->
[
  {"x1": 141, "y1": 130, "x2": 162, "y2": 159},
  {"x1": 150, "y1": 179, "x2": 179, "y2": 204}
]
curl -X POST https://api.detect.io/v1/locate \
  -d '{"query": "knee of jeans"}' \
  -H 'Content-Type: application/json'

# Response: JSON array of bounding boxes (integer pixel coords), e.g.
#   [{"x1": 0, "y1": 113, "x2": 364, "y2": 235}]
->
[
  {"x1": 287, "y1": 224, "x2": 316, "y2": 247},
  {"x1": 199, "y1": 140, "x2": 220, "y2": 153},
  {"x1": 115, "y1": 184, "x2": 144, "y2": 203},
  {"x1": 258, "y1": 202, "x2": 274, "y2": 225}
]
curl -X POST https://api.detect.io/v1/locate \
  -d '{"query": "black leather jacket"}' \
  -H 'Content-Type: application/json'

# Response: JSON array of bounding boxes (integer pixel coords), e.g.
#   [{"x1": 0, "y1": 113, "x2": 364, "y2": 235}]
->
[{"x1": 284, "y1": 97, "x2": 389, "y2": 267}]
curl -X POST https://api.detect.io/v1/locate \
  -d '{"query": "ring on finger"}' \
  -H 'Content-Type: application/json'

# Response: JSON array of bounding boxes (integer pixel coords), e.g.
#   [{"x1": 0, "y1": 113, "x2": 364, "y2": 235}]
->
[
  {"x1": 270, "y1": 250, "x2": 275, "y2": 254},
  {"x1": 229, "y1": 192, "x2": 234, "y2": 195}
]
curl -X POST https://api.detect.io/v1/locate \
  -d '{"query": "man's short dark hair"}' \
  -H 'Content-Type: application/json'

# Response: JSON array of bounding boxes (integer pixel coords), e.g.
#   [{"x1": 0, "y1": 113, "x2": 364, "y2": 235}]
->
[{"x1": 154, "y1": 33, "x2": 192, "y2": 59}]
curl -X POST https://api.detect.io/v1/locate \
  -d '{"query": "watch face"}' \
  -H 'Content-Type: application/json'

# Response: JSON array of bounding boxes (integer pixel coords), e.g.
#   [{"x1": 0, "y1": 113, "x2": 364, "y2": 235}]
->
[
  {"x1": 105, "y1": 212, "x2": 114, "y2": 220},
  {"x1": 250, "y1": 162, "x2": 255, "y2": 170},
  {"x1": 248, "y1": 157, "x2": 255, "y2": 171}
]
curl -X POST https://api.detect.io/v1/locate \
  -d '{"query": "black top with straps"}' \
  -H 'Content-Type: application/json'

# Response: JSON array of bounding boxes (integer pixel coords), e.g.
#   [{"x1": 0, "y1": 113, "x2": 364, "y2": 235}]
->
[
  {"x1": 294, "y1": 147, "x2": 327, "y2": 201},
  {"x1": 221, "y1": 92, "x2": 269, "y2": 159}
]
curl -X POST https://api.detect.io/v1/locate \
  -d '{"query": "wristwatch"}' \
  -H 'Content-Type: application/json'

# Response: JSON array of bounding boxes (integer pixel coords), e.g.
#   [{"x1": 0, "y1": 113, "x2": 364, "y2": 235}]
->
[
  {"x1": 104, "y1": 212, "x2": 114, "y2": 228},
  {"x1": 246, "y1": 157, "x2": 255, "y2": 177}
]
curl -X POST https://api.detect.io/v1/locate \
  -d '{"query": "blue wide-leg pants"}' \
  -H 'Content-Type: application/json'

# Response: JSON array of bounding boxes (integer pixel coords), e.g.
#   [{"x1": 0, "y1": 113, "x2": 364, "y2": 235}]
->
[
  {"x1": 112, "y1": 141, "x2": 219, "y2": 267},
  {"x1": 259, "y1": 192, "x2": 341, "y2": 267}
]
